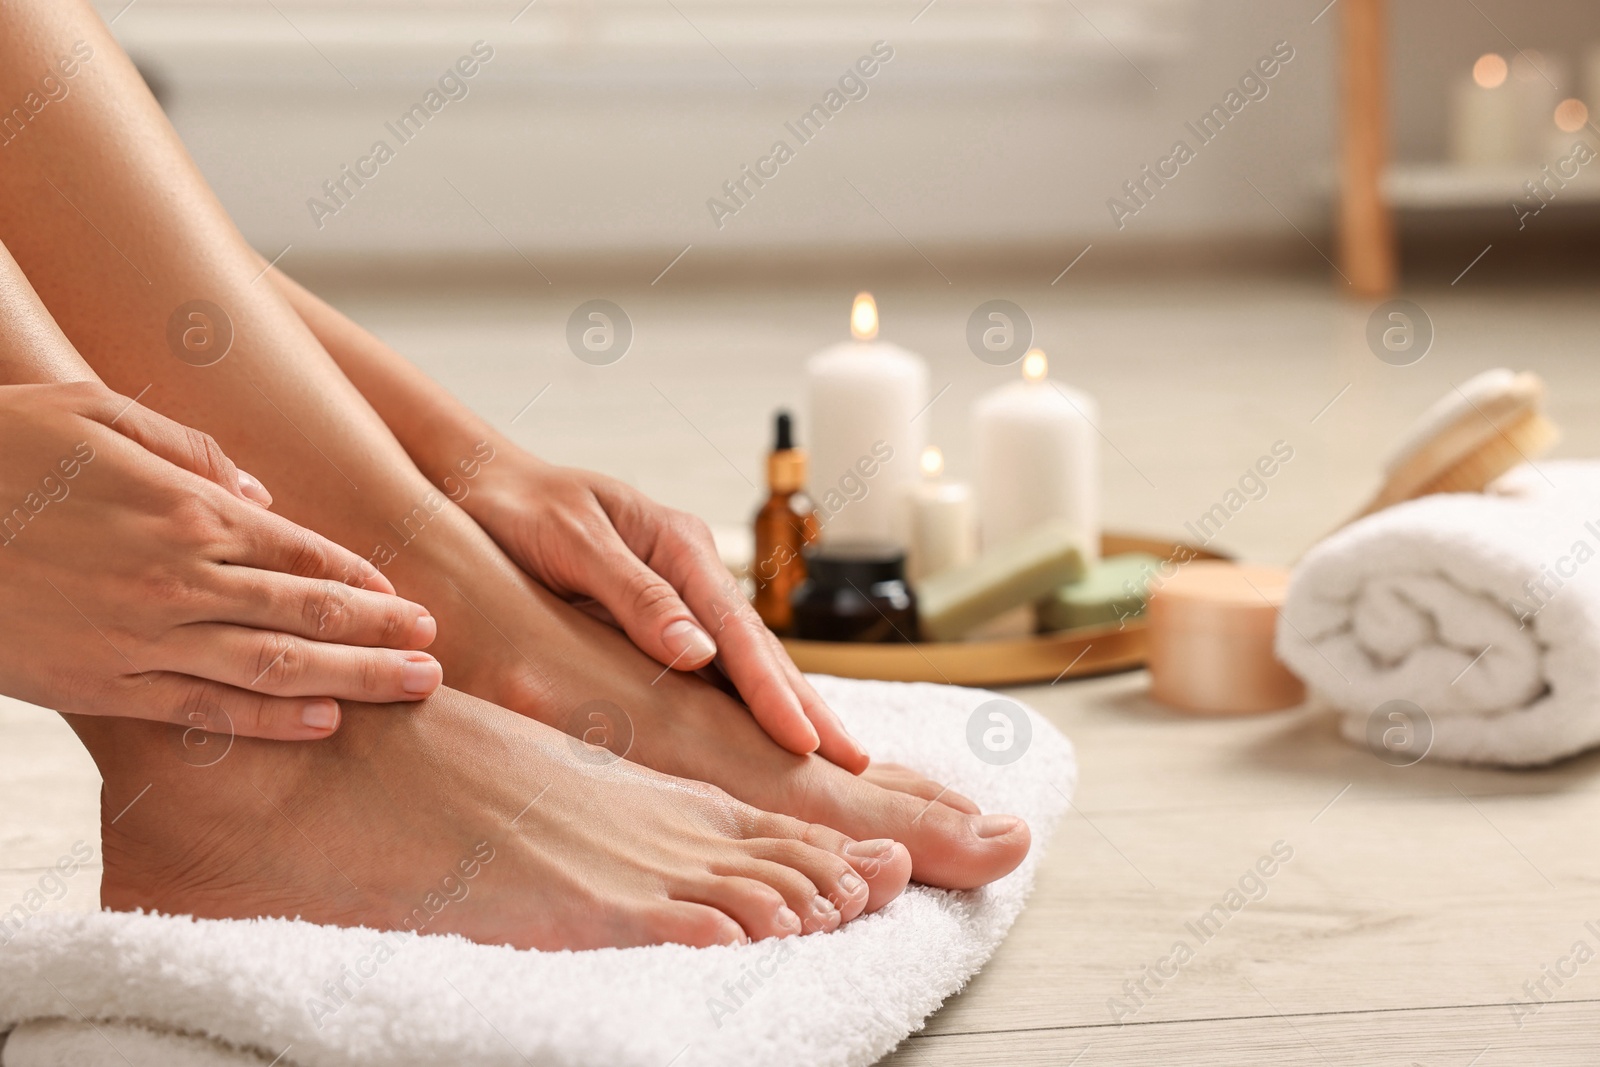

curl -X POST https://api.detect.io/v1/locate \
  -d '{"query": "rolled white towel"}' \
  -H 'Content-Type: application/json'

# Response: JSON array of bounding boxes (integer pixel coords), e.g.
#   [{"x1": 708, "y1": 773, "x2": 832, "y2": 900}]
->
[{"x1": 1277, "y1": 461, "x2": 1600, "y2": 766}]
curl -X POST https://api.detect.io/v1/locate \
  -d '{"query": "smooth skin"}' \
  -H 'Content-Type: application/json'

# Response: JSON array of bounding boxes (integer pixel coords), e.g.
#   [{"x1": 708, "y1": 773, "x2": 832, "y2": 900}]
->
[
  {"x1": 0, "y1": 0, "x2": 1030, "y2": 948},
  {"x1": 72, "y1": 686, "x2": 913, "y2": 948},
  {"x1": 0, "y1": 239, "x2": 442, "y2": 740}
]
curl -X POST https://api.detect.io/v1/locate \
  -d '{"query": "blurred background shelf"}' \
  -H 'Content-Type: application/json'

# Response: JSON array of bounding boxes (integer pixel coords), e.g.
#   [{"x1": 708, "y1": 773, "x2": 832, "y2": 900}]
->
[{"x1": 1385, "y1": 161, "x2": 1600, "y2": 208}]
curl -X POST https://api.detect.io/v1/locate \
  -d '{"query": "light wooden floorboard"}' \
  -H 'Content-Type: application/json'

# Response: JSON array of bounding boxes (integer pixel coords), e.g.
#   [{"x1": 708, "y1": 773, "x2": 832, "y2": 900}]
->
[{"x1": 884, "y1": 1000, "x2": 1600, "y2": 1066}]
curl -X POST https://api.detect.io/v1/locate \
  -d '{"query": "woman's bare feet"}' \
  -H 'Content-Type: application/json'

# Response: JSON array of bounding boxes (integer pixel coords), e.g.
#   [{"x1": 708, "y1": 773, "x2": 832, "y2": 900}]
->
[
  {"x1": 67, "y1": 687, "x2": 911, "y2": 949},
  {"x1": 389, "y1": 540, "x2": 1032, "y2": 891}
]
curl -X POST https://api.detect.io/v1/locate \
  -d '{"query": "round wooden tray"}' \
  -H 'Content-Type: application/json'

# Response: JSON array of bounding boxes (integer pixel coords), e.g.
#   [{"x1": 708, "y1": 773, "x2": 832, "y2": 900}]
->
[{"x1": 780, "y1": 533, "x2": 1225, "y2": 687}]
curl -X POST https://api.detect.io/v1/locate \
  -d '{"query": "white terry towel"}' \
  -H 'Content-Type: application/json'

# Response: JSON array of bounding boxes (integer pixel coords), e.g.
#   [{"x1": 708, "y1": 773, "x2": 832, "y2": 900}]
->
[
  {"x1": 1277, "y1": 460, "x2": 1600, "y2": 766},
  {"x1": 0, "y1": 676, "x2": 1074, "y2": 1067}
]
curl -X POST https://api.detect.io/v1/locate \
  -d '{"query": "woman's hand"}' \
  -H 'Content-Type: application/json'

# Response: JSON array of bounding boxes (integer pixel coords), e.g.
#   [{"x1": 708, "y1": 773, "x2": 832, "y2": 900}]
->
[
  {"x1": 0, "y1": 382, "x2": 442, "y2": 739},
  {"x1": 463, "y1": 451, "x2": 869, "y2": 772}
]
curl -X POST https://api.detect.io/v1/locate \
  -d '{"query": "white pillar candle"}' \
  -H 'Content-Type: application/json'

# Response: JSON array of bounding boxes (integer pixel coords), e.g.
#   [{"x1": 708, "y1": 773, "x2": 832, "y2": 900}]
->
[
  {"x1": 973, "y1": 348, "x2": 1100, "y2": 563},
  {"x1": 1449, "y1": 54, "x2": 1518, "y2": 166},
  {"x1": 805, "y1": 292, "x2": 927, "y2": 544},
  {"x1": 896, "y1": 446, "x2": 976, "y2": 582}
]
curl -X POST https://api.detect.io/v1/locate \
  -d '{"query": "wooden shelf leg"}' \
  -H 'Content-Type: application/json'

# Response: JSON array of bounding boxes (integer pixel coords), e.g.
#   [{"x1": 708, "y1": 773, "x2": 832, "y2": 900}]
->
[{"x1": 1338, "y1": 0, "x2": 1396, "y2": 297}]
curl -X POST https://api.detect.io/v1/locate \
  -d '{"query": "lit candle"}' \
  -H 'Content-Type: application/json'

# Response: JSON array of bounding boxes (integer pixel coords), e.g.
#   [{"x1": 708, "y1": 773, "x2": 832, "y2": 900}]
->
[
  {"x1": 896, "y1": 446, "x2": 976, "y2": 582},
  {"x1": 805, "y1": 292, "x2": 928, "y2": 544},
  {"x1": 1449, "y1": 52, "x2": 1518, "y2": 166},
  {"x1": 973, "y1": 348, "x2": 1100, "y2": 563}
]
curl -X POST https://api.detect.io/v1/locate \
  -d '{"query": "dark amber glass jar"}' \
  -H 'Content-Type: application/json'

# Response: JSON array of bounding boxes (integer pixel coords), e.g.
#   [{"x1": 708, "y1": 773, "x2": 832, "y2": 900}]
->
[{"x1": 790, "y1": 541, "x2": 917, "y2": 643}]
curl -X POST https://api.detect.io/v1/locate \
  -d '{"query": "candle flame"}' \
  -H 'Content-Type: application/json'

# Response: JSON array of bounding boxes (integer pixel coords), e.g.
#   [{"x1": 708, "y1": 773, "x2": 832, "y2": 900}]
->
[
  {"x1": 1472, "y1": 52, "x2": 1507, "y2": 89},
  {"x1": 920, "y1": 445, "x2": 944, "y2": 479},
  {"x1": 1022, "y1": 348, "x2": 1048, "y2": 383},
  {"x1": 850, "y1": 292, "x2": 879, "y2": 341}
]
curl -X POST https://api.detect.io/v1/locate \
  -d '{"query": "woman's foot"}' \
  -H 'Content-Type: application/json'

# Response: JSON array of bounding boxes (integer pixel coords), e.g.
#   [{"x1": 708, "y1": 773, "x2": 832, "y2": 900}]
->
[
  {"x1": 390, "y1": 539, "x2": 1032, "y2": 890},
  {"x1": 68, "y1": 686, "x2": 912, "y2": 949}
]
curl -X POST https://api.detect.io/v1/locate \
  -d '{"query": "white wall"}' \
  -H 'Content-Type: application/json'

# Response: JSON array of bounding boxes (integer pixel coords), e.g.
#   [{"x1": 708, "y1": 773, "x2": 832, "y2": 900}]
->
[{"x1": 99, "y1": 0, "x2": 1600, "y2": 265}]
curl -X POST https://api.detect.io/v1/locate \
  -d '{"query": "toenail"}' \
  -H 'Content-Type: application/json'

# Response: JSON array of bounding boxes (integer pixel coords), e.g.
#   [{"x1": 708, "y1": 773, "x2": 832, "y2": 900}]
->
[
  {"x1": 838, "y1": 871, "x2": 866, "y2": 897},
  {"x1": 401, "y1": 655, "x2": 442, "y2": 695},
  {"x1": 804, "y1": 896, "x2": 839, "y2": 933},
  {"x1": 663, "y1": 620, "x2": 717, "y2": 665},
  {"x1": 845, "y1": 838, "x2": 895, "y2": 859},
  {"x1": 972, "y1": 814, "x2": 1021, "y2": 839},
  {"x1": 774, "y1": 906, "x2": 802, "y2": 934}
]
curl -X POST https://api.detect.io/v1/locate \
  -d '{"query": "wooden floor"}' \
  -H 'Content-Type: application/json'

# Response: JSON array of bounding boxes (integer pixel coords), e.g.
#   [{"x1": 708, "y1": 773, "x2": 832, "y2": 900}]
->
[{"x1": 6, "y1": 276, "x2": 1600, "y2": 1063}]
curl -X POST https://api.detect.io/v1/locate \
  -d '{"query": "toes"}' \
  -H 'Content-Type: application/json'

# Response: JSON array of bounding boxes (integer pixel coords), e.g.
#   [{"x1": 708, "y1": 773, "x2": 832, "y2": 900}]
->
[
  {"x1": 716, "y1": 854, "x2": 843, "y2": 932},
  {"x1": 797, "y1": 766, "x2": 1031, "y2": 890},
  {"x1": 733, "y1": 840, "x2": 869, "y2": 924},
  {"x1": 679, "y1": 876, "x2": 804, "y2": 941},
  {"x1": 651, "y1": 901, "x2": 750, "y2": 947},
  {"x1": 740, "y1": 810, "x2": 911, "y2": 915},
  {"x1": 861, "y1": 762, "x2": 982, "y2": 816},
  {"x1": 834, "y1": 838, "x2": 911, "y2": 913}
]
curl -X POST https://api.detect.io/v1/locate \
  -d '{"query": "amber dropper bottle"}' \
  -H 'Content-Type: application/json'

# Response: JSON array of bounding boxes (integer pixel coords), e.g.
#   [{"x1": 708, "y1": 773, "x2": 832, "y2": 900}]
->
[{"x1": 752, "y1": 411, "x2": 819, "y2": 634}]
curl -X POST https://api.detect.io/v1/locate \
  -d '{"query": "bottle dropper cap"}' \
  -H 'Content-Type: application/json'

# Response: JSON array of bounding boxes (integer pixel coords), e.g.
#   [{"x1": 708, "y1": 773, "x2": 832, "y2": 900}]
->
[{"x1": 768, "y1": 410, "x2": 806, "y2": 493}]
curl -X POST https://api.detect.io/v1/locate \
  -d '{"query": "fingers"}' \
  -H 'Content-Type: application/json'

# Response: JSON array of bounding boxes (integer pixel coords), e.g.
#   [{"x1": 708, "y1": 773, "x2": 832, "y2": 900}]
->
[
  {"x1": 775, "y1": 645, "x2": 870, "y2": 773},
  {"x1": 629, "y1": 502, "x2": 873, "y2": 767},
  {"x1": 80, "y1": 387, "x2": 270, "y2": 508},
  {"x1": 124, "y1": 673, "x2": 345, "y2": 742},
  {"x1": 210, "y1": 569, "x2": 434, "y2": 649},
  {"x1": 152, "y1": 624, "x2": 442, "y2": 703},
  {"x1": 226, "y1": 505, "x2": 396, "y2": 595},
  {"x1": 576, "y1": 532, "x2": 719, "y2": 674}
]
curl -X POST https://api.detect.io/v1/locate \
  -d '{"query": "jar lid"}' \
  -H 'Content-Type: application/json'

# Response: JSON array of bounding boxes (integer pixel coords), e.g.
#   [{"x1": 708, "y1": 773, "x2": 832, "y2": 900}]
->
[
  {"x1": 1147, "y1": 562, "x2": 1290, "y2": 635},
  {"x1": 803, "y1": 540, "x2": 907, "y2": 588}
]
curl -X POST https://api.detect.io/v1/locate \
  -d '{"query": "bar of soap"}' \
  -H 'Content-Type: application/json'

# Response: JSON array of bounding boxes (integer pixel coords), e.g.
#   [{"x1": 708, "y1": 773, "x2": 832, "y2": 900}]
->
[
  {"x1": 1036, "y1": 553, "x2": 1162, "y2": 632},
  {"x1": 915, "y1": 521, "x2": 1085, "y2": 642}
]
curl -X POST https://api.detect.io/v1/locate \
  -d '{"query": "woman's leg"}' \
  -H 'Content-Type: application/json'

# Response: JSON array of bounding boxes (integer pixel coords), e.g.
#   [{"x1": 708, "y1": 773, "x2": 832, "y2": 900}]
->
[{"x1": 0, "y1": 0, "x2": 1028, "y2": 888}]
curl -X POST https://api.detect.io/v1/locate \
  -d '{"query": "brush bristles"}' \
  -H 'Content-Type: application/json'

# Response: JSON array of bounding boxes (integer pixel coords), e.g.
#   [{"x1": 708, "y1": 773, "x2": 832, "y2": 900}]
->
[{"x1": 1414, "y1": 413, "x2": 1559, "y2": 497}]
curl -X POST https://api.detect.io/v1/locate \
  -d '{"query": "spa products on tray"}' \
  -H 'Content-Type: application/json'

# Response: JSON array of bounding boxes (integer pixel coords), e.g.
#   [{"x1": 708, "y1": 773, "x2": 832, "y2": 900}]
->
[
  {"x1": 974, "y1": 348, "x2": 1100, "y2": 563},
  {"x1": 752, "y1": 411, "x2": 819, "y2": 632},
  {"x1": 916, "y1": 521, "x2": 1084, "y2": 642},
  {"x1": 790, "y1": 541, "x2": 917, "y2": 643},
  {"x1": 805, "y1": 292, "x2": 927, "y2": 544},
  {"x1": 895, "y1": 446, "x2": 976, "y2": 583},
  {"x1": 1036, "y1": 552, "x2": 1161, "y2": 632}
]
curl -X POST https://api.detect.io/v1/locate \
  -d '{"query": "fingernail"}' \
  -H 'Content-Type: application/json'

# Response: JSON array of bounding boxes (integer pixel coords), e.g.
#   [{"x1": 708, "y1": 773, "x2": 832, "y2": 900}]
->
[
  {"x1": 236, "y1": 469, "x2": 273, "y2": 507},
  {"x1": 972, "y1": 814, "x2": 1022, "y2": 839},
  {"x1": 837, "y1": 871, "x2": 866, "y2": 897},
  {"x1": 401, "y1": 655, "x2": 442, "y2": 695},
  {"x1": 409, "y1": 614, "x2": 436, "y2": 648},
  {"x1": 662, "y1": 620, "x2": 717, "y2": 665},
  {"x1": 845, "y1": 838, "x2": 895, "y2": 860},
  {"x1": 774, "y1": 906, "x2": 801, "y2": 934},
  {"x1": 301, "y1": 699, "x2": 339, "y2": 732}
]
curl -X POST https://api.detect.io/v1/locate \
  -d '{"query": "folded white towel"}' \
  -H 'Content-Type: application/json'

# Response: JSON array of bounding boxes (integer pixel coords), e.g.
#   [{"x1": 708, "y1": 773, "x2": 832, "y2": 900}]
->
[
  {"x1": 1277, "y1": 461, "x2": 1600, "y2": 766},
  {"x1": 0, "y1": 676, "x2": 1073, "y2": 1067}
]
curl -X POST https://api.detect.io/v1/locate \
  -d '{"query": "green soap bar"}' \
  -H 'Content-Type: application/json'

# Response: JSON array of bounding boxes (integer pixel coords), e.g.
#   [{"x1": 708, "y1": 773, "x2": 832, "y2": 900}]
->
[
  {"x1": 916, "y1": 521, "x2": 1085, "y2": 642},
  {"x1": 1036, "y1": 552, "x2": 1162, "y2": 632}
]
